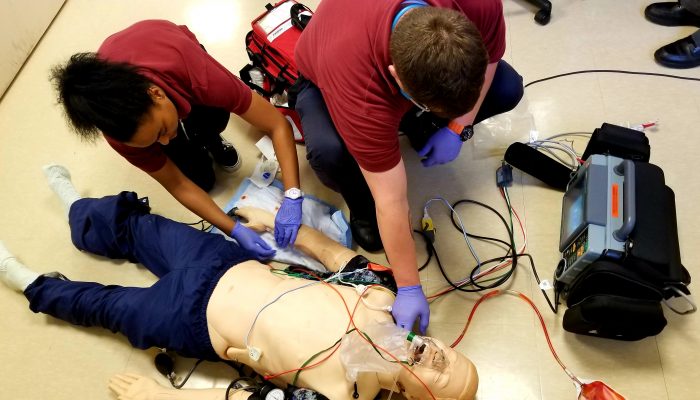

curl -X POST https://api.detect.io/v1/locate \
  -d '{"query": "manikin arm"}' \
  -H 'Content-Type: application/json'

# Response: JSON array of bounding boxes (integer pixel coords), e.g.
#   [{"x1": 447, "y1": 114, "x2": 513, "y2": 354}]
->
[
  {"x1": 109, "y1": 374, "x2": 240, "y2": 400},
  {"x1": 234, "y1": 207, "x2": 357, "y2": 272}
]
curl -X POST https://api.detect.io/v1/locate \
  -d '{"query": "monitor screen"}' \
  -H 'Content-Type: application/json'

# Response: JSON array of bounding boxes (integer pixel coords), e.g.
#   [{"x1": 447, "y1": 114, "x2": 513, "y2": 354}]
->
[{"x1": 561, "y1": 174, "x2": 586, "y2": 247}]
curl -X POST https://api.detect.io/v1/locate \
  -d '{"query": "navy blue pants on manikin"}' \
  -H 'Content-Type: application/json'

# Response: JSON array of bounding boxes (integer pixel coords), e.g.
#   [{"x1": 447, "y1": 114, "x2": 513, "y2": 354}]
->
[{"x1": 23, "y1": 192, "x2": 254, "y2": 360}]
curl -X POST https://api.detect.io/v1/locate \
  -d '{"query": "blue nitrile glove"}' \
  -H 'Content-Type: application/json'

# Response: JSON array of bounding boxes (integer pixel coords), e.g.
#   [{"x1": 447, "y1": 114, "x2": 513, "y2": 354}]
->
[
  {"x1": 230, "y1": 223, "x2": 276, "y2": 260},
  {"x1": 274, "y1": 197, "x2": 303, "y2": 248},
  {"x1": 392, "y1": 284, "x2": 430, "y2": 334},
  {"x1": 417, "y1": 126, "x2": 463, "y2": 167}
]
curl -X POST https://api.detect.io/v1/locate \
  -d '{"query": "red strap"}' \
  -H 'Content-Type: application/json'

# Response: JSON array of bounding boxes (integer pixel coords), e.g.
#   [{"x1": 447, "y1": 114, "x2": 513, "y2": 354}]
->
[
  {"x1": 447, "y1": 120, "x2": 464, "y2": 135},
  {"x1": 367, "y1": 262, "x2": 393, "y2": 274}
]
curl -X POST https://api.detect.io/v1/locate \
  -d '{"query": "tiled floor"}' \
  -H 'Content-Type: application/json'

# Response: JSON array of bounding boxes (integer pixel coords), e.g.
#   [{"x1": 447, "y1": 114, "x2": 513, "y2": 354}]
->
[{"x1": 1, "y1": 1, "x2": 699, "y2": 399}]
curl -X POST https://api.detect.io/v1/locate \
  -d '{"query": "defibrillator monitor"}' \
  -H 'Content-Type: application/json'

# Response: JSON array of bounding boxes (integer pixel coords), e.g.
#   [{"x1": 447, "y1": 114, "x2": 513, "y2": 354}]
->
[
  {"x1": 560, "y1": 176, "x2": 586, "y2": 246},
  {"x1": 556, "y1": 154, "x2": 635, "y2": 285}
]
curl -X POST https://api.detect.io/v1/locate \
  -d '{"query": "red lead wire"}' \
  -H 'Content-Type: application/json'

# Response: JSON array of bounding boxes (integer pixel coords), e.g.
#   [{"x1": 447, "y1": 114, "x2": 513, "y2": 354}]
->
[{"x1": 451, "y1": 290, "x2": 580, "y2": 385}]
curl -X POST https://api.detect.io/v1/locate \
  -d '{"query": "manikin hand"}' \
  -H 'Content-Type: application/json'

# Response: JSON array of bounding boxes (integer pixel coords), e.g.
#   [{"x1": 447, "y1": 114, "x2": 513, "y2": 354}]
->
[
  {"x1": 108, "y1": 373, "x2": 167, "y2": 400},
  {"x1": 392, "y1": 285, "x2": 430, "y2": 334},
  {"x1": 417, "y1": 126, "x2": 463, "y2": 167},
  {"x1": 274, "y1": 197, "x2": 303, "y2": 248},
  {"x1": 230, "y1": 223, "x2": 276, "y2": 260}
]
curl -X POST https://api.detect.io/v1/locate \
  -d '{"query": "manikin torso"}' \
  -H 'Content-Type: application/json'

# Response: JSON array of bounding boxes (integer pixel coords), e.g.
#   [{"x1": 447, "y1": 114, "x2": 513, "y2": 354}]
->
[
  {"x1": 206, "y1": 260, "x2": 396, "y2": 399},
  {"x1": 200, "y1": 207, "x2": 478, "y2": 400}
]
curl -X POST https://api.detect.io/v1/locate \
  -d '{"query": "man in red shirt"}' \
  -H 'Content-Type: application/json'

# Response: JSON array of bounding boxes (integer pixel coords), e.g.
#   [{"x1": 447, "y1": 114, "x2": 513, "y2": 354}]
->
[
  {"x1": 293, "y1": 0, "x2": 522, "y2": 332},
  {"x1": 51, "y1": 20, "x2": 305, "y2": 258}
]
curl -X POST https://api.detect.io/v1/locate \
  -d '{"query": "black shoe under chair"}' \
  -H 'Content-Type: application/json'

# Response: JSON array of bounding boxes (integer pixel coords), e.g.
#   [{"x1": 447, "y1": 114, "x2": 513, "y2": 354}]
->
[
  {"x1": 350, "y1": 214, "x2": 383, "y2": 252},
  {"x1": 655, "y1": 30, "x2": 700, "y2": 68},
  {"x1": 645, "y1": 2, "x2": 700, "y2": 27},
  {"x1": 523, "y1": 0, "x2": 552, "y2": 25}
]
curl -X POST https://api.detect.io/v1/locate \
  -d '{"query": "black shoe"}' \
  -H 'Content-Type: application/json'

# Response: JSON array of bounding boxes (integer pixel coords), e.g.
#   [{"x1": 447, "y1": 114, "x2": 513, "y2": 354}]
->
[
  {"x1": 645, "y1": 2, "x2": 700, "y2": 27},
  {"x1": 654, "y1": 32, "x2": 700, "y2": 68},
  {"x1": 350, "y1": 214, "x2": 383, "y2": 252},
  {"x1": 207, "y1": 137, "x2": 241, "y2": 172}
]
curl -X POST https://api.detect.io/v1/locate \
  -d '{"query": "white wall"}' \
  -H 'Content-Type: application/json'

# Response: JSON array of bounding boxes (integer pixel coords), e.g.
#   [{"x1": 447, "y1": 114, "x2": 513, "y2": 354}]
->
[{"x1": 0, "y1": 0, "x2": 66, "y2": 98}]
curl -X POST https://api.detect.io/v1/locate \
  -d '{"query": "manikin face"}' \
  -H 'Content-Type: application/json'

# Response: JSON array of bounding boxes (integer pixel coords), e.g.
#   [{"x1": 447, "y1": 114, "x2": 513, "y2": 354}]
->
[
  {"x1": 398, "y1": 337, "x2": 478, "y2": 400},
  {"x1": 125, "y1": 86, "x2": 180, "y2": 148}
]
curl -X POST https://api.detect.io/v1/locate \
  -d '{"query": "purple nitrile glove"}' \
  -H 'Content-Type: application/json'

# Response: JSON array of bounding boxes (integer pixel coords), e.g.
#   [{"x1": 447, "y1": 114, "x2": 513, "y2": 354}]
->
[
  {"x1": 274, "y1": 197, "x2": 303, "y2": 248},
  {"x1": 417, "y1": 126, "x2": 463, "y2": 167},
  {"x1": 230, "y1": 223, "x2": 276, "y2": 260},
  {"x1": 392, "y1": 284, "x2": 430, "y2": 334}
]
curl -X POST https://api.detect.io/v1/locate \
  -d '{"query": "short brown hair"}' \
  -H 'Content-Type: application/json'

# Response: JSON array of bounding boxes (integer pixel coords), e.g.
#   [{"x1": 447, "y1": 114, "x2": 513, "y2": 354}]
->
[{"x1": 390, "y1": 7, "x2": 488, "y2": 119}]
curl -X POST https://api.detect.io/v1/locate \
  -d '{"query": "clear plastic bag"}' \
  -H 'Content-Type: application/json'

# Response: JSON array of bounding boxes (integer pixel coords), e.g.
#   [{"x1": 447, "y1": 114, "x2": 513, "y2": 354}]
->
[
  {"x1": 338, "y1": 322, "x2": 410, "y2": 382},
  {"x1": 471, "y1": 95, "x2": 536, "y2": 159}
]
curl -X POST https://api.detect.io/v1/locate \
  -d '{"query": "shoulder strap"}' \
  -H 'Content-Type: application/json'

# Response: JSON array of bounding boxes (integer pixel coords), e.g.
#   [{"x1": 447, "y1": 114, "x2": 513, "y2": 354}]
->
[{"x1": 290, "y1": 2, "x2": 312, "y2": 30}]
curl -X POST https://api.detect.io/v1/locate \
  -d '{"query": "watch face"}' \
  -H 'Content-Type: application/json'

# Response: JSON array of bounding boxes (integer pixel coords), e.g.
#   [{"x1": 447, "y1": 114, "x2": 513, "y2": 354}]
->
[
  {"x1": 265, "y1": 388, "x2": 285, "y2": 400},
  {"x1": 460, "y1": 125, "x2": 474, "y2": 142},
  {"x1": 285, "y1": 188, "x2": 302, "y2": 199}
]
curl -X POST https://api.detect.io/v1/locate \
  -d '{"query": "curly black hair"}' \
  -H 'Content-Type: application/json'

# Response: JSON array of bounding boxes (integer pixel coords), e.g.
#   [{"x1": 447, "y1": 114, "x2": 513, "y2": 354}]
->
[{"x1": 50, "y1": 52, "x2": 154, "y2": 142}]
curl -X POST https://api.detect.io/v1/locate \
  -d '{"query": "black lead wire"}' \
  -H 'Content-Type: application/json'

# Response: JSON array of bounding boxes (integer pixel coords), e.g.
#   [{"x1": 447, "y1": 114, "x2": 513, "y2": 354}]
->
[
  {"x1": 524, "y1": 68, "x2": 700, "y2": 88},
  {"x1": 417, "y1": 198, "x2": 517, "y2": 293},
  {"x1": 417, "y1": 198, "x2": 559, "y2": 312}
]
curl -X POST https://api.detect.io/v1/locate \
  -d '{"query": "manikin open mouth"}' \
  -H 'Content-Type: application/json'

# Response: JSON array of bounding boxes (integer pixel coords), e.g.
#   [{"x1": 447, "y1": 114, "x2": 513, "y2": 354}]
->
[{"x1": 408, "y1": 334, "x2": 449, "y2": 372}]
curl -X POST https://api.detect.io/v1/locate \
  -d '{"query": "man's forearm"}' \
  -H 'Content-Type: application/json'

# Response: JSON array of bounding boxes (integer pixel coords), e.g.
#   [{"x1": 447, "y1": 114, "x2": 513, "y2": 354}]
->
[
  {"x1": 360, "y1": 161, "x2": 420, "y2": 287},
  {"x1": 375, "y1": 200, "x2": 420, "y2": 287}
]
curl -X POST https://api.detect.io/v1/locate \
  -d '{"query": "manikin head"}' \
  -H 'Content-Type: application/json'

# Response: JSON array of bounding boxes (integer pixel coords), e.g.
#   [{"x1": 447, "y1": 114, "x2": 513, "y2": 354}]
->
[
  {"x1": 50, "y1": 52, "x2": 180, "y2": 147},
  {"x1": 394, "y1": 336, "x2": 478, "y2": 400},
  {"x1": 389, "y1": 7, "x2": 488, "y2": 120}
]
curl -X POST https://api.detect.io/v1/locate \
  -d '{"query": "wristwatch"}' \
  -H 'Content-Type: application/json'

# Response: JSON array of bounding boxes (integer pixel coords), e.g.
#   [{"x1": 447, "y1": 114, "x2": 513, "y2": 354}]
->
[
  {"x1": 447, "y1": 121, "x2": 475, "y2": 142},
  {"x1": 284, "y1": 187, "x2": 303, "y2": 199}
]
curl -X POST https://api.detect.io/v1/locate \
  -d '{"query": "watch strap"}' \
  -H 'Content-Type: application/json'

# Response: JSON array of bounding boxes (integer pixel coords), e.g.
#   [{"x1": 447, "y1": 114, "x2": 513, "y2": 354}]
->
[
  {"x1": 446, "y1": 120, "x2": 464, "y2": 136},
  {"x1": 446, "y1": 121, "x2": 474, "y2": 142}
]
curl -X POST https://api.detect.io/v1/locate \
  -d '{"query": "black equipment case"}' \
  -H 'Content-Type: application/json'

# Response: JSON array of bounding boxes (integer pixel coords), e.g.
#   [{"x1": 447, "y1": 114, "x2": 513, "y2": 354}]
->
[{"x1": 558, "y1": 127, "x2": 693, "y2": 341}]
